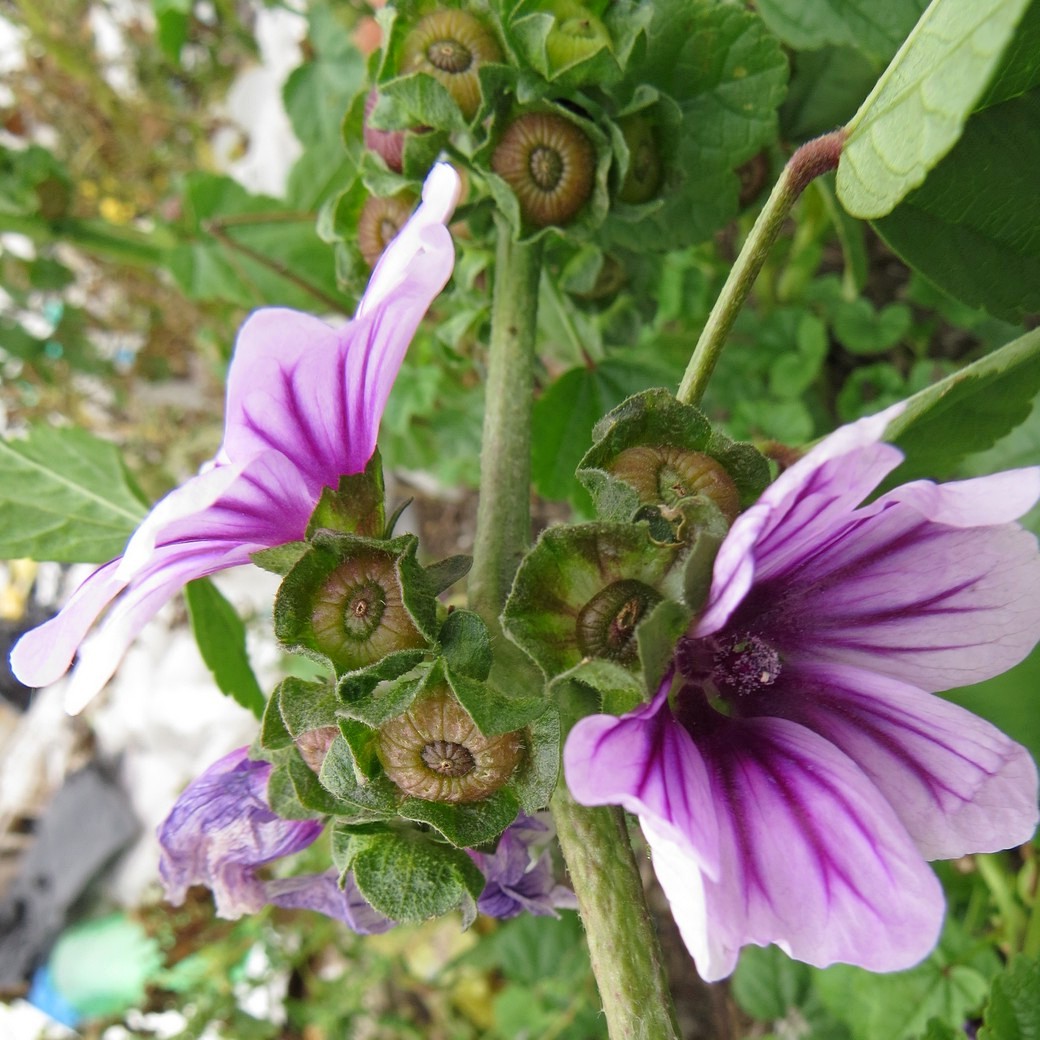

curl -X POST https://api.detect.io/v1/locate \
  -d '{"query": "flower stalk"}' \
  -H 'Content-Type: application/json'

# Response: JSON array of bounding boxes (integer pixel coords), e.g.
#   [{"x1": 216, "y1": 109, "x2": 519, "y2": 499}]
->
[
  {"x1": 468, "y1": 217, "x2": 682, "y2": 1039},
  {"x1": 468, "y1": 220, "x2": 543, "y2": 621},
  {"x1": 677, "y1": 130, "x2": 846, "y2": 406},
  {"x1": 551, "y1": 784, "x2": 683, "y2": 1040}
]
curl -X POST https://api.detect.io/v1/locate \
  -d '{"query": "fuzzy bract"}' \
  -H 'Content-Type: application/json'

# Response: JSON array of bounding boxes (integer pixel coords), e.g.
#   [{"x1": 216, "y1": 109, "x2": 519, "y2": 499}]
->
[{"x1": 565, "y1": 403, "x2": 1040, "y2": 981}]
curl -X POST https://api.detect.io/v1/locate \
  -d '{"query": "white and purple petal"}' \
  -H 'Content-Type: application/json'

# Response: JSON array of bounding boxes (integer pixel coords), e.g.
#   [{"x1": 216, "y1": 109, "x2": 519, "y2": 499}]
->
[
  {"x1": 695, "y1": 403, "x2": 906, "y2": 636},
  {"x1": 762, "y1": 487, "x2": 1040, "y2": 691},
  {"x1": 10, "y1": 163, "x2": 462, "y2": 713},
  {"x1": 649, "y1": 717, "x2": 944, "y2": 981},
  {"x1": 564, "y1": 681, "x2": 720, "y2": 878},
  {"x1": 765, "y1": 661, "x2": 1038, "y2": 861}
]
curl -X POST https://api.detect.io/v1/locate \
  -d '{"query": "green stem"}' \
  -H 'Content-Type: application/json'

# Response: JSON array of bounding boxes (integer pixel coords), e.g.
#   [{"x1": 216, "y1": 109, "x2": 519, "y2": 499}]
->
[
  {"x1": 677, "y1": 130, "x2": 846, "y2": 407},
  {"x1": 467, "y1": 221, "x2": 681, "y2": 1038},
  {"x1": 467, "y1": 222, "x2": 543, "y2": 621},
  {"x1": 551, "y1": 784, "x2": 682, "y2": 1040}
]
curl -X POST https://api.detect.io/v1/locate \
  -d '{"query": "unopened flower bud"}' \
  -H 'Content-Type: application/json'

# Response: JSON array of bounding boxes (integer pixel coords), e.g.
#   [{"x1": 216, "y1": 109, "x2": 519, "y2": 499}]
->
[
  {"x1": 617, "y1": 115, "x2": 663, "y2": 204},
  {"x1": 576, "y1": 578, "x2": 663, "y2": 664},
  {"x1": 363, "y1": 89, "x2": 405, "y2": 173}
]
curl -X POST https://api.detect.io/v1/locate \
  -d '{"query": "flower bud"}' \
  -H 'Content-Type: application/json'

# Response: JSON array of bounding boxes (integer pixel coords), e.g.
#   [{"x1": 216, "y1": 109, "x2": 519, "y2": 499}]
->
[
  {"x1": 296, "y1": 726, "x2": 340, "y2": 773},
  {"x1": 401, "y1": 9, "x2": 502, "y2": 119},
  {"x1": 363, "y1": 89, "x2": 405, "y2": 173},
  {"x1": 376, "y1": 686, "x2": 524, "y2": 803},
  {"x1": 544, "y1": 1, "x2": 611, "y2": 72},
  {"x1": 492, "y1": 111, "x2": 595, "y2": 227}
]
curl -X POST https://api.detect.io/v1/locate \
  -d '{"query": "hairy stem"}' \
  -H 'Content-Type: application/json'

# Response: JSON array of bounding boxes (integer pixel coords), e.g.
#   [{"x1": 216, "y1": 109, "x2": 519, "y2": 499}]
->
[
  {"x1": 468, "y1": 222, "x2": 543, "y2": 620},
  {"x1": 551, "y1": 784, "x2": 682, "y2": 1040},
  {"x1": 467, "y1": 222, "x2": 681, "y2": 1038},
  {"x1": 678, "y1": 129, "x2": 846, "y2": 406}
]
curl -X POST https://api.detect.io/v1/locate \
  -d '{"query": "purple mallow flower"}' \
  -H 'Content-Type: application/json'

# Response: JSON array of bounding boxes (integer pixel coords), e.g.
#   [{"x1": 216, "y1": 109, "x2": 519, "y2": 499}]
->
[
  {"x1": 11, "y1": 164, "x2": 461, "y2": 715},
  {"x1": 158, "y1": 747, "x2": 392, "y2": 933},
  {"x1": 468, "y1": 814, "x2": 578, "y2": 919},
  {"x1": 565, "y1": 404, "x2": 1040, "y2": 981}
]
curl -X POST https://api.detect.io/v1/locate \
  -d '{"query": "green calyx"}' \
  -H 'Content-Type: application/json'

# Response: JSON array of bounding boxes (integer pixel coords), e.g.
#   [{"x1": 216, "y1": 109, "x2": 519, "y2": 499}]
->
[
  {"x1": 274, "y1": 531, "x2": 436, "y2": 673},
  {"x1": 578, "y1": 388, "x2": 770, "y2": 524},
  {"x1": 502, "y1": 519, "x2": 685, "y2": 687}
]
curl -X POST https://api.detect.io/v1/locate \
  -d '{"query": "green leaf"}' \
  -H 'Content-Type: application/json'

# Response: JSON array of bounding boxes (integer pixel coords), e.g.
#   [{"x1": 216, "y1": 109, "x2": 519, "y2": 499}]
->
[
  {"x1": 398, "y1": 789, "x2": 520, "y2": 848},
  {"x1": 0, "y1": 426, "x2": 146, "y2": 562},
  {"x1": 978, "y1": 955, "x2": 1040, "y2": 1040},
  {"x1": 424, "y1": 554, "x2": 472, "y2": 595},
  {"x1": 170, "y1": 173, "x2": 349, "y2": 312},
  {"x1": 922, "y1": 1020, "x2": 966, "y2": 1040},
  {"x1": 614, "y1": 0, "x2": 788, "y2": 249},
  {"x1": 509, "y1": 705, "x2": 561, "y2": 812},
  {"x1": 813, "y1": 921, "x2": 1000, "y2": 1040},
  {"x1": 337, "y1": 654, "x2": 431, "y2": 728},
  {"x1": 732, "y1": 945, "x2": 812, "y2": 1022},
  {"x1": 838, "y1": 0, "x2": 1033, "y2": 218},
  {"x1": 444, "y1": 669, "x2": 548, "y2": 736},
  {"x1": 780, "y1": 46, "x2": 881, "y2": 140},
  {"x1": 342, "y1": 830, "x2": 485, "y2": 923},
  {"x1": 319, "y1": 735, "x2": 399, "y2": 814},
  {"x1": 184, "y1": 579, "x2": 266, "y2": 719},
  {"x1": 882, "y1": 326, "x2": 1040, "y2": 484},
  {"x1": 873, "y1": 89, "x2": 1040, "y2": 322},
  {"x1": 282, "y1": 4, "x2": 366, "y2": 149},
  {"x1": 832, "y1": 299, "x2": 912, "y2": 355},
  {"x1": 757, "y1": 0, "x2": 927, "y2": 63},
  {"x1": 438, "y1": 610, "x2": 493, "y2": 681},
  {"x1": 275, "y1": 676, "x2": 341, "y2": 737}
]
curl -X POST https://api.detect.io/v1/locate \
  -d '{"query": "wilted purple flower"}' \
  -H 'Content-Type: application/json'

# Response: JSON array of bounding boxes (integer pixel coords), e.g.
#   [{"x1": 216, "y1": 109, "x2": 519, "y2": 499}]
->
[
  {"x1": 565, "y1": 404, "x2": 1040, "y2": 981},
  {"x1": 468, "y1": 814, "x2": 578, "y2": 919},
  {"x1": 159, "y1": 746, "x2": 392, "y2": 933},
  {"x1": 11, "y1": 164, "x2": 461, "y2": 715}
]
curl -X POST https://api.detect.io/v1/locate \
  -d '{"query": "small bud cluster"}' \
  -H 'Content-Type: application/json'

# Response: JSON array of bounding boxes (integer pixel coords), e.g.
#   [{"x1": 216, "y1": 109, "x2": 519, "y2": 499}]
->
[
  {"x1": 255, "y1": 454, "x2": 557, "y2": 925},
  {"x1": 503, "y1": 390, "x2": 770, "y2": 717},
  {"x1": 351, "y1": 0, "x2": 686, "y2": 268}
]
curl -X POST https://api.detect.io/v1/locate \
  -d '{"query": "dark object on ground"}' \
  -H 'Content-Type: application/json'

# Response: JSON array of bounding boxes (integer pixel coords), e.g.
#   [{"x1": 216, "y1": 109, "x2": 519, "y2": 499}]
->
[{"x1": 0, "y1": 763, "x2": 138, "y2": 989}]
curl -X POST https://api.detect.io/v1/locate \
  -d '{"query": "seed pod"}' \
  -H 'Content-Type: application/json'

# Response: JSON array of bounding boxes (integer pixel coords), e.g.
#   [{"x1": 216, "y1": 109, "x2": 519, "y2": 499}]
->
[
  {"x1": 357, "y1": 194, "x2": 415, "y2": 267},
  {"x1": 617, "y1": 115, "x2": 663, "y2": 204},
  {"x1": 308, "y1": 549, "x2": 427, "y2": 668},
  {"x1": 576, "y1": 578, "x2": 662, "y2": 664},
  {"x1": 608, "y1": 445, "x2": 741, "y2": 522},
  {"x1": 376, "y1": 687, "x2": 523, "y2": 803},
  {"x1": 363, "y1": 89, "x2": 405, "y2": 173},
  {"x1": 492, "y1": 112, "x2": 595, "y2": 227},
  {"x1": 401, "y1": 9, "x2": 502, "y2": 120}
]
